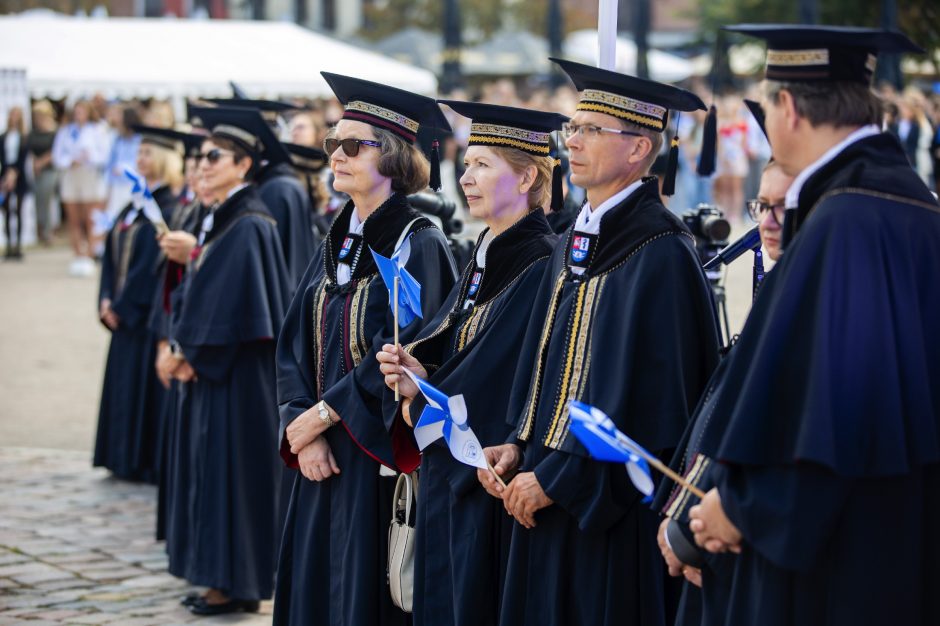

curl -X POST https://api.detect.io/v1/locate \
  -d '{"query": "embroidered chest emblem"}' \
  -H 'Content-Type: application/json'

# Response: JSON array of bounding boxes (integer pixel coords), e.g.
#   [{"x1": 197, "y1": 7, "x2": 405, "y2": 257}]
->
[
  {"x1": 338, "y1": 234, "x2": 362, "y2": 261},
  {"x1": 569, "y1": 233, "x2": 596, "y2": 266},
  {"x1": 468, "y1": 270, "x2": 483, "y2": 296}
]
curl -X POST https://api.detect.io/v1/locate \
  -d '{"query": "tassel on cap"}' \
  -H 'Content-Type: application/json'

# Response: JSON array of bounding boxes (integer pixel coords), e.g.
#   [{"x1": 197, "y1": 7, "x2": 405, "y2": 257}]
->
[
  {"x1": 550, "y1": 155, "x2": 564, "y2": 212},
  {"x1": 661, "y1": 134, "x2": 680, "y2": 196},
  {"x1": 696, "y1": 104, "x2": 717, "y2": 177},
  {"x1": 429, "y1": 140, "x2": 442, "y2": 192}
]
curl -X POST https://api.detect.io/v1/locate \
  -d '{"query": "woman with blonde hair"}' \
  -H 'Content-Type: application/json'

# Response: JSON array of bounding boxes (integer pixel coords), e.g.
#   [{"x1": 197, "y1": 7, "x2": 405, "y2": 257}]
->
[
  {"x1": 94, "y1": 126, "x2": 184, "y2": 483},
  {"x1": 376, "y1": 101, "x2": 566, "y2": 626},
  {"x1": 273, "y1": 73, "x2": 457, "y2": 626},
  {"x1": 26, "y1": 101, "x2": 59, "y2": 245},
  {"x1": 52, "y1": 99, "x2": 109, "y2": 276}
]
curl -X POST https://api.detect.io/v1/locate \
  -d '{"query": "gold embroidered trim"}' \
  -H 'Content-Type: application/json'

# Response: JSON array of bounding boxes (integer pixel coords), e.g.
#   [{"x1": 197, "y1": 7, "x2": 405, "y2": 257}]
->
[
  {"x1": 115, "y1": 222, "x2": 141, "y2": 295},
  {"x1": 471, "y1": 122, "x2": 550, "y2": 145},
  {"x1": 544, "y1": 275, "x2": 606, "y2": 448},
  {"x1": 346, "y1": 100, "x2": 419, "y2": 133},
  {"x1": 576, "y1": 102, "x2": 664, "y2": 131},
  {"x1": 312, "y1": 280, "x2": 329, "y2": 397},
  {"x1": 582, "y1": 89, "x2": 667, "y2": 118},
  {"x1": 518, "y1": 271, "x2": 567, "y2": 442},
  {"x1": 665, "y1": 454, "x2": 711, "y2": 519},
  {"x1": 212, "y1": 124, "x2": 260, "y2": 150},
  {"x1": 348, "y1": 279, "x2": 372, "y2": 367},
  {"x1": 766, "y1": 48, "x2": 829, "y2": 67},
  {"x1": 468, "y1": 134, "x2": 551, "y2": 154}
]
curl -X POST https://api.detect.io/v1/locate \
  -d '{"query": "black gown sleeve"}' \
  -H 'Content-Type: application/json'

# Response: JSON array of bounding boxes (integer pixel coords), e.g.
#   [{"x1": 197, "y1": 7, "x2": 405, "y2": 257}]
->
[{"x1": 109, "y1": 222, "x2": 161, "y2": 330}]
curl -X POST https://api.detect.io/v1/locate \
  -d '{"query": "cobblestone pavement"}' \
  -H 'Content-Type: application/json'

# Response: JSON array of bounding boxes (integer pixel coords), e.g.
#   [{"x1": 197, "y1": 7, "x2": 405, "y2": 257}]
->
[{"x1": 0, "y1": 447, "x2": 271, "y2": 625}]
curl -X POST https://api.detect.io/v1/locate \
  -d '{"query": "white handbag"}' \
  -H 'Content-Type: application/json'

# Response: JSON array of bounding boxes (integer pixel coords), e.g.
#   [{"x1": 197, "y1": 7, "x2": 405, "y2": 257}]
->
[{"x1": 387, "y1": 470, "x2": 419, "y2": 612}]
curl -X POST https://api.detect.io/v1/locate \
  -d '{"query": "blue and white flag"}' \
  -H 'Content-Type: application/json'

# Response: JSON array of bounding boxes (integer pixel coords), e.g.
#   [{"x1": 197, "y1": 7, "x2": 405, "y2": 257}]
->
[
  {"x1": 567, "y1": 401, "x2": 655, "y2": 497},
  {"x1": 370, "y1": 237, "x2": 422, "y2": 327},
  {"x1": 404, "y1": 369, "x2": 487, "y2": 470},
  {"x1": 123, "y1": 168, "x2": 168, "y2": 232}
]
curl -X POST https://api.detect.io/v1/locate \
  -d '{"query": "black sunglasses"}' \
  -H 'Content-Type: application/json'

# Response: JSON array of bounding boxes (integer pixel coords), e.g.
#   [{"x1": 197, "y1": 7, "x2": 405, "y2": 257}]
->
[
  {"x1": 194, "y1": 148, "x2": 235, "y2": 164},
  {"x1": 324, "y1": 137, "x2": 382, "y2": 158},
  {"x1": 746, "y1": 199, "x2": 786, "y2": 227}
]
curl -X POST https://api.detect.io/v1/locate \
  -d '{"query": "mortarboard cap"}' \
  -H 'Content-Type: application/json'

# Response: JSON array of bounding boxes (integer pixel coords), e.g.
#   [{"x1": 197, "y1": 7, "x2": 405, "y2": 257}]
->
[
  {"x1": 283, "y1": 142, "x2": 328, "y2": 173},
  {"x1": 439, "y1": 100, "x2": 568, "y2": 156},
  {"x1": 188, "y1": 105, "x2": 290, "y2": 165},
  {"x1": 551, "y1": 57, "x2": 705, "y2": 132},
  {"x1": 132, "y1": 124, "x2": 207, "y2": 158},
  {"x1": 203, "y1": 97, "x2": 299, "y2": 113},
  {"x1": 321, "y1": 72, "x2": 451, "y2": 144},
  {"x1": 723, "y1": 24, "x2": 924, "y2": 85}
]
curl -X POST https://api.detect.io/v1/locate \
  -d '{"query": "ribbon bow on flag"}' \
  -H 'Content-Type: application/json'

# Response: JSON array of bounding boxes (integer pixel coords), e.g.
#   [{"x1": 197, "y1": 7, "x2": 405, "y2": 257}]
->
[
  {"x1": 567, "y1": 401, "x2": 706, "y2": 500},
  {"x1": 124, "y1": 168, "x2": 169, "y2": 235},
  {"x1": 370, "y1": 238, "x2": 423, "y2": 328},
  {"x1": 403, "y1": 369, "x2": 488, "y2": 471}
]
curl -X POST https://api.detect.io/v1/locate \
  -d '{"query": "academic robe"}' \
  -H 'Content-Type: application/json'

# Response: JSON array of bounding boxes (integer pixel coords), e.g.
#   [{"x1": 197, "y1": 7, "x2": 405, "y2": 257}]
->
[
  {"x1": 93, "y1": 187, "x2": 177, "y2": 483},
  {"x1": 152, "y1": 198, "x2": 203, "y2": 542},
  {"x1": 395, "y1": 209, "x2": 557, "y2": 626},
  {"x1": 696, "y1": 132, "x2": 940, "y2": 625},
  {"x1": 273, "y1": 192, "x2": 456, "y2": 626},
  {"x1": 168, "y1": 185, "x2": 290, "y2": 601},
  {"x1": 500, "y1": 178, "x2": 720, "y2": 626},
  {"x1": 258, "y1": 162, "x2": 318, "y2": 291}
]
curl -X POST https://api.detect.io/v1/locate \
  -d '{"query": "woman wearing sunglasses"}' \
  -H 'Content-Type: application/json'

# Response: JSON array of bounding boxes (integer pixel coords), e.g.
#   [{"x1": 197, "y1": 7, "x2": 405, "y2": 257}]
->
[
  {"x1": 94, "y1": 126, "x2": 184, "y2": 484},
  {"x1": 273, "y1": 73, "x2": 457, "y2": 626},
  {"x1": 166, "y1": 106, "x2": 291, "y2": 616},
  {"x1": 375, "y1": 101, "x2": 566, "y2": 626}
]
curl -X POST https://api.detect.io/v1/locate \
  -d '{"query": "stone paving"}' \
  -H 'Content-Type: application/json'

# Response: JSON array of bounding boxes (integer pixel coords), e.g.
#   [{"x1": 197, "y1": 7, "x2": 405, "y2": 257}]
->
[{"x1": 0, "y1": 447, "x2": 271, "y2": 625}]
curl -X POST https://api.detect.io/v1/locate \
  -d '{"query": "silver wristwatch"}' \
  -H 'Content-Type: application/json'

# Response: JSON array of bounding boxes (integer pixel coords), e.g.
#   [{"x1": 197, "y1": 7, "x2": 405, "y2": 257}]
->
[{"x1": 316, "y1": 401, "x2": 334, "y2": 428}]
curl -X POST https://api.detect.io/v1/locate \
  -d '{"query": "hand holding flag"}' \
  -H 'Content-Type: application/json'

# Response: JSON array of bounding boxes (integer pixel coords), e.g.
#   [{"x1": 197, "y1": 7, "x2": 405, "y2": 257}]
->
[
  {"x1": 567, "y1": 401, "x2": 705, "y2": 499},
  {"x1": 370, "y1": 237, "x2": 422, "y2": 400},
  {"x1": 403, "y1": 369, "x2": 506, "y2": 487}
]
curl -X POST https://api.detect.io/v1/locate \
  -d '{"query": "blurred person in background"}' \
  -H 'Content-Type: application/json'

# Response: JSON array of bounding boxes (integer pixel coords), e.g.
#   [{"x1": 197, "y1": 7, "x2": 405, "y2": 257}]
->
[
  {"x1": 26, "y1": 100, "x2": 59, "y2": 245},
  {"x1": 1, "y1": 106, "x2": 29, "y2": 260},
  {"x1": 144, "y1": 100, "x2": 176, "y2": 129},
  {"x1": 104, "y1": 104, "x2": 142, "y2": 220},
  {"x1": 52, "y1": 99, "x2": 109, "y2": 276},
  {"x1": 714, "y1": 95, "x2": 748, "y2": 223},
  {"x1": 288, "y1": 110, "x2": 322, "y2": 147}
]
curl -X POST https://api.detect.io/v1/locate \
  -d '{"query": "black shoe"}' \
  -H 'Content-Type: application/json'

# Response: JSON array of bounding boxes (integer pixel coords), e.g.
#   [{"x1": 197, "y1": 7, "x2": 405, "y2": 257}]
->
[
  {"x1": 179, "y1": 593, "x2": 200, "y2": 607},
  {"x1": 188, "y1": 597, "x2": 260, "y2": 616}
]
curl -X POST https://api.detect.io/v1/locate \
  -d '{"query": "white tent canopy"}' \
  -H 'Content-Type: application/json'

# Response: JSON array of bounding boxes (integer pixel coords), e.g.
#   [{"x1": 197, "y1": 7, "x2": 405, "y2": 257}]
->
[{"x1": 0, "y1": 13, "x2": 438, "y2": 101}]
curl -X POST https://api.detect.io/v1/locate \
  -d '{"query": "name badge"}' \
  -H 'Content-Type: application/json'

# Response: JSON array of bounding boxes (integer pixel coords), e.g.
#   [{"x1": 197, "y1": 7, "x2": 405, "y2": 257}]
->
[
  {"x1": 338, "y1": 233, "x2": 362, "y2": 262},
  {"x1": 569, "y1": 231, "x2": 597, "y2": 269},
  {"x1": 468, "y1": 270, "x2": 483, "y2": 296}
]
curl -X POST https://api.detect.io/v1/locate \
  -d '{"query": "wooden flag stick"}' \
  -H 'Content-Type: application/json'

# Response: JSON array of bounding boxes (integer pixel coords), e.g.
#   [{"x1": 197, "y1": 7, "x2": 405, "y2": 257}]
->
[
  {"x1": 393, "y1": 276, "x2": 400, "y2": 401},
  {"x1": 634, "y1": 448, "x2": 706, "y2": 500},
  {"x1": 486, "y1": 459, "x2": 507, "y2": 489}
]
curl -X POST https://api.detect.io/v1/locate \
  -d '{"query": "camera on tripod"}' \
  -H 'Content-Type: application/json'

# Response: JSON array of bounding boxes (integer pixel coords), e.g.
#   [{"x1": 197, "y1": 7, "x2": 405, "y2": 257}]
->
[{"x1": 682, "y1": 204, "x2": 731, "y2": 280}]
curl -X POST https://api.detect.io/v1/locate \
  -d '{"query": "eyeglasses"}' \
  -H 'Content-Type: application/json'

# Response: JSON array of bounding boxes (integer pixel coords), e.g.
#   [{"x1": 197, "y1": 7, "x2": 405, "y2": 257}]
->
[
  {"x1": 561, "y1": 122, "x2": 644, "y2": 139},
  {"x1": 324, "y1": 137, "x2": 382, "y2": 157},
  {"x1": 746, "y1": 199, "x2": 786, "y2": 227},
  {"x1": 194, "y1": 148, "x2": 235, "y2": 164}
]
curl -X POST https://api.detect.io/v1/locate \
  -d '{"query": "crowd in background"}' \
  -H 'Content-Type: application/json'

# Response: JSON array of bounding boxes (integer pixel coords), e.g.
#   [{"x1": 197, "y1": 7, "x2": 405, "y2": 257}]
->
[{"x1": 1, "y1": 78, "x2": 939, "y2": 265}]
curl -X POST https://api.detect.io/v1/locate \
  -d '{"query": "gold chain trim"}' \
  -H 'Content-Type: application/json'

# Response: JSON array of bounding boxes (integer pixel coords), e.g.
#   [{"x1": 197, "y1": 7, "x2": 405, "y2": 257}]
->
[
  {"x1": 471, "y1": 122, "x2": 550, "y2": 144},
  {"x1": 312, "y1": 280, "x2": 329, "y2": 397},
  {"x1": 518, "y1": 271, "x2": 566, "y2": 441},
  {"x1": 346, "y1": 100, "x2": 419, "y2": 133},
  {"x1": 576, "y1": 102, "x2": 664, "y2": 131},
  {"x1": 542, "y1": 281, "x2": 587, "y2": 445},
  {"x1": 766, "y1": 48, "x2": 829, "y2": 67},
  {"x1": 468, "y1": 134, "x2": 550, "y2": 154},
  {"x1": 582, "y1": 89, "x2": 667, "y2": 118},
  {"x1": 348, "y1": 278, "x2": 372, "y2": 368}
]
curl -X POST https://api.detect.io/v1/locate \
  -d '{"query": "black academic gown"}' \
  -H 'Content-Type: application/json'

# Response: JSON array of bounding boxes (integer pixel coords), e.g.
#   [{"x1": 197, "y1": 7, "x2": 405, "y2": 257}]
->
[
  {"x1": 500, "y1": 178, "x2": 720, "y2": 626},
  {"x1": 93, "y1": 198, "x2": 169, "y2": 484},
  {"x1": 258, "y1": 162, "x2": 317, "y2": 292},
  {"x1": 273, "y1": 193, "x2": 456, "y2": 626},
  {"x1": 168, "y1": 185, "x2": 290, "y2": 601},
  {"x1": 695, "y1": 132, "x2": 940, "y2": 626},
  {"x1": 151, "y1": 197, "x2": 202, "y2": 542},
  {"x1": 395, "y1": 209, "x2": 556, "y2": 626}
]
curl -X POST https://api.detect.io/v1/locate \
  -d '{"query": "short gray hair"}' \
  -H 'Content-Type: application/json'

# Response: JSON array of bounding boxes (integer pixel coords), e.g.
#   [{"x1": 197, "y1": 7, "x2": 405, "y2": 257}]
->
[{"x1": 762, "y1": 79, "x2": 883, "y2": 128}]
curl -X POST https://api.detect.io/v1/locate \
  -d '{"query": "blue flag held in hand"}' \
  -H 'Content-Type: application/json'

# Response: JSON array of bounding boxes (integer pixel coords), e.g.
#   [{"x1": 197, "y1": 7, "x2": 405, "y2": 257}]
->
[
  {"x1": 567, "y1": 401, "x2": 655, "y2": 498},
  {"x1": 370, "y1": 237, "x2": 422, "y2": 327},
  {"x1": 404, "y1": 369, "x2": 488, "y2": 470},
  {"x1": 123, "y1": 167, "x2": 168, "y2": 234}
]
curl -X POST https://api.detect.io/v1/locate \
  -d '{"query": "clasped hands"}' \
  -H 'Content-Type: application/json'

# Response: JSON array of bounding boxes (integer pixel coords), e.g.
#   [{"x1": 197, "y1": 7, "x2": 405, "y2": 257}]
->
[
  {"x1": 689, "y1": 488, "x2": 743, "y2": 554},
  {"x1": 286, "y1": 402, "x2": 343, "y2": 483},
  {"x1": 475, "y1": 444, "x2": 552, "y2": 528}
]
